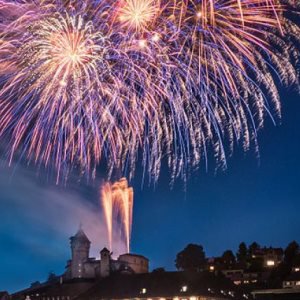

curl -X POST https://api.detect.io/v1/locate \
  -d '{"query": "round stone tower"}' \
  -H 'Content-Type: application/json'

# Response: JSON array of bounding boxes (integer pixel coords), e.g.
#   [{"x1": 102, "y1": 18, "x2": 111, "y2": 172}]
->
[
  {"x1": 100, "y1": 247, "x2": 111, "y2": 277},
  {"x1": 70, "y1": 226, "x2": 91, "y2": 278}
]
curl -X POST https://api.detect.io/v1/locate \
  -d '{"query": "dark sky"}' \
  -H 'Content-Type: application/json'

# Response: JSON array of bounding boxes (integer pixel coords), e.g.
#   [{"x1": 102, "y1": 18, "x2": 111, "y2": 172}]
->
[{"x1": 0, "y1": 90, "x2": 299, "y2": 293}]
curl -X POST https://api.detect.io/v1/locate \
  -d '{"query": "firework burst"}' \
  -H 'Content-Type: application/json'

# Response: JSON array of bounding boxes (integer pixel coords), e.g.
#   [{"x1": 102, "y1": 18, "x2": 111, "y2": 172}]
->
[{"x1": 0, "y1": 0, "x2": 299, "y2": 183}]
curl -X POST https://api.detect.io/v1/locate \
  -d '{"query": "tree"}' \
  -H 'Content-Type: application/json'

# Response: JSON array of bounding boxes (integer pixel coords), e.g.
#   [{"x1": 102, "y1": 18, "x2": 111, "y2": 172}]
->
[
  {"x1": 284, "y1": 241, "x2": 299, "y2": 265},
  {"x1": 30, "y1": 281, "x2": 41, "y2": 288},
  {"x1": 175, "y1": 244, "x2": 206, "y2": 271},
  {"x1": 47, "y1": 272, "x2": 57, "y2": 283},
  {"x1": 249, "y1": 242, "x2": 260, "y2": 256},
  {"x1": 236, "y1": 242, "x2": 248, "y2": 263},
  {"x1": 222, "y1": 250, "x2": 236, "y2": 266},
  {"x1": 152, "y1": 267, "x2": 166, "y2": 273}
]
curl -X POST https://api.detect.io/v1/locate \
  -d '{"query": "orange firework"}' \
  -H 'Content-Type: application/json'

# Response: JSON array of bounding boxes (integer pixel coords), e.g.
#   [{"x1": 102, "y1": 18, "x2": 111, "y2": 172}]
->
[
  {"x1": 117, "y1": 0, "x2": 160, "y2": 31},
  {"x1": 101, "y1": 178, "x2": 134, "y2": 253}
]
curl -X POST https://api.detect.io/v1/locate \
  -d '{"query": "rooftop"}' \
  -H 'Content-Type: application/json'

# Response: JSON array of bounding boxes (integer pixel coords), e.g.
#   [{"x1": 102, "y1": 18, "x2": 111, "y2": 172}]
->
[
  {"x1": 75, "y1": 271, "x2": 239, "y2": 300},
  {"x1": 70, "y1": 228, "x2": 90, "y2": 244}
]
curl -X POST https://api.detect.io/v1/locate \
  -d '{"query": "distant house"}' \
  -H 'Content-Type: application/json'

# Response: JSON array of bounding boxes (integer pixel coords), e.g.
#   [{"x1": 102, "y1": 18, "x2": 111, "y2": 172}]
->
[
  {"x1": 0, "y1": 292, "x2": 10, "y2": 300},
  {"x1": 251, "y1": 248, "x2": 283, "y2": 268},
  {"x1": 252, "y1": 288, "x2": 300, "y2": 300},
  {"x1": 283, "y1": 272, "x2": 300, "y2": 289},
  {"x1": 252, "y1": 266, "x2": 300, "y2": 299},
  {"x1": 223, "y1": 270, "x2": 259, "y2": 286}
]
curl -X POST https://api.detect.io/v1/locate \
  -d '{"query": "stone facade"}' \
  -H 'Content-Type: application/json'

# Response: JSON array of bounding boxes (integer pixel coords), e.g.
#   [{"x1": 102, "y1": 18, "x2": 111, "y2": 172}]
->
[{"x1": 64, "y1": 228, "x2": 149, "y2": 280}]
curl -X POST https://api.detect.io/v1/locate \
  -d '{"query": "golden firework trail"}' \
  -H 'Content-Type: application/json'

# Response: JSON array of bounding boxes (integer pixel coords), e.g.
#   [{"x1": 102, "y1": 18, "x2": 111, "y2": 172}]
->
[{"x1": 101, "y1": 178, "x2": 134, "y2": 253}]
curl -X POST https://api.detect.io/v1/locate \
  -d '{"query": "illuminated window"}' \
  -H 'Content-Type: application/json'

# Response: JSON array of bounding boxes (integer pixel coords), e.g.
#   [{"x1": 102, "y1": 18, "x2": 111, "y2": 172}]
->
[
  {"x1": 295, "y1": 268, "x2": 300, "y2": 272},
  {"x1": 181, "y1": 286, "x2": 188, "y2": 292},
  {"x1": 141, "y1": 288, "x2": 147, "y2": 294},
  {"x1": 266, "y1": 260, "x2": 275, "y2": 266},
  {"x1": 296, "y1": 281, "x2": 300, "y2": 286}
]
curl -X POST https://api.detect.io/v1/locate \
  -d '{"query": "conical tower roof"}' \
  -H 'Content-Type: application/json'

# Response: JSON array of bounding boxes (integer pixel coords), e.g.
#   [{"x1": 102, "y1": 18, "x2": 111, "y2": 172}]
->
[
  {"x1": 70, "y1": 226, "x2": 91, "y2": 244},
  {"x1": 100, "y1": 247, "x2": 110, "y2": 253}
]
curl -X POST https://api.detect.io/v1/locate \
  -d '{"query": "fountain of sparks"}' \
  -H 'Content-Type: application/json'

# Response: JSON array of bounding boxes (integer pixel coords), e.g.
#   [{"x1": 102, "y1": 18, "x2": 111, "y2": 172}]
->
[{"x1": 101, "y1": 178, "x2": 133, "y2": 253}]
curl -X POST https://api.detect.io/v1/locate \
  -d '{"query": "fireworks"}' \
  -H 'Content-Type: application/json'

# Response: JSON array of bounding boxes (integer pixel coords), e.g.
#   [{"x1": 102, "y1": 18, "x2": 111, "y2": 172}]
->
[
  {"x1": 117, "y1": 0, "x2": 160, "y2": 31},
  {"x1": 0, "y1": 0, "x2": 299, "y2": 183},
  {"x1": 101, "y1": 178, "x2": 134, "y2": 253}
]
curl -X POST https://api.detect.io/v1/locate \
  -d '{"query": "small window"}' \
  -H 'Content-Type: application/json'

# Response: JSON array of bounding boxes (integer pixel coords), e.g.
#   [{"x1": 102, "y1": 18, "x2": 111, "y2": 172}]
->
[{"x1": 181, "y1": 285, "x2": 188, "y2": 292}]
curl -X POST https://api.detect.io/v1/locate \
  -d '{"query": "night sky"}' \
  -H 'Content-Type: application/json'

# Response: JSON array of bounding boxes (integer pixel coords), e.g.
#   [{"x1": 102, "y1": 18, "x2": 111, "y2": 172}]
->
[{"x1": 0, "y1": 89, "x2": 299, "y2": 292}]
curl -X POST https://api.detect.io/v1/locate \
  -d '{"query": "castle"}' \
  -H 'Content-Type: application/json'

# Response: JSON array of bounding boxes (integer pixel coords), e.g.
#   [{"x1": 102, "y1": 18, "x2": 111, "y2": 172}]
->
[
  {"x1": 10, "y1": 228, "x2": 242, "y2": 300},
  {"x1": 64, "y1": 227, "x2": 149, "y2": 279}
]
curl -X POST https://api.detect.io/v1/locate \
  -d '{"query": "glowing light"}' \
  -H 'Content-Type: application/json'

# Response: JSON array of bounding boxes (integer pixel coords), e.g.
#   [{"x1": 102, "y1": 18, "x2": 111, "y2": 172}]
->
[
  {"x1": 138, "y1": 39, "x2": 147, "y2": 48},
  {"x1": 118, "y1": 0, "x2": 159, "y2": 31},
  {"x1": 267, "y1": 260, "x2": 275, "y2": 266},
  {"x1": 101, "y1": 178, "x2": 133, "y2": 253},
  {"x1": 152, "y1": 33, "x2": 160, "y2": 42},
  {"x1": 181, "y1": 286, "x2": 188, "y2": 292}
]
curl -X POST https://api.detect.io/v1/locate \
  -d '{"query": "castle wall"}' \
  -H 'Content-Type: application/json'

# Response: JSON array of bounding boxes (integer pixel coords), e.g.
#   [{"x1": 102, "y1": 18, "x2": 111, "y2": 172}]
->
[{"x1": 118, "y1": 254, "x2": 149, "y2": 274}]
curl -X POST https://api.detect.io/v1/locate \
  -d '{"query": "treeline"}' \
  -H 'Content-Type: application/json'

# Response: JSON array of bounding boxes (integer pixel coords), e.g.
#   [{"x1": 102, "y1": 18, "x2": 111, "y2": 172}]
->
[{"x1": 172, "y1": 240, "x2": 300, "y2": 274}]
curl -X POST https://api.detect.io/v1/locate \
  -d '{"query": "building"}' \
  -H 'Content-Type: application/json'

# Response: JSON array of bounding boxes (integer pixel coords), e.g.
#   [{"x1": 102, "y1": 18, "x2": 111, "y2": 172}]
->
[
  {"x1": 251, "y1": 248, "x2": 283, "y2": 268},
  {"x1": 64, "y1": 227, "x2": 149, "y2": 280},
  {"x1": 11, "y1": 229, "x2": 244, "y2": 300},
  {"x1": 0, "y1": 292, "x2": 10, "y2": 300},
  {"x1": 252, "y1": 288, "x2": 300, "y2": 300},
  {"x1": 283, "y1": 271, "x2": 300, "y2": 289},
  {"x1": 252, "y1": 265, "x2": 300, "y2": 299},
  {"x1": 221, "y1": 270, "x2": 259, "y2": 286}
]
